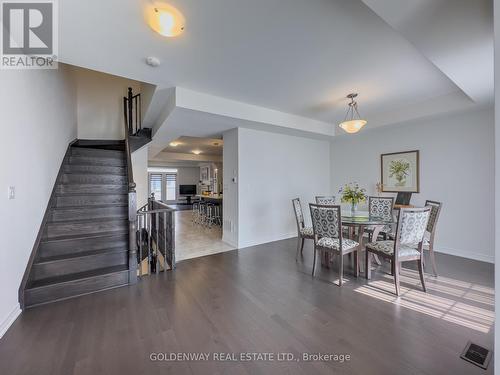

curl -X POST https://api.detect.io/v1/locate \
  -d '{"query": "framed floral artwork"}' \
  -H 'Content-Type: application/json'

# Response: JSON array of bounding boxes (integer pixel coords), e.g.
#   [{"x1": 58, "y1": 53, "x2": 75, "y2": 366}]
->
[{"x1": 381, "y1": 150, "x2": 420, "y2": 193}]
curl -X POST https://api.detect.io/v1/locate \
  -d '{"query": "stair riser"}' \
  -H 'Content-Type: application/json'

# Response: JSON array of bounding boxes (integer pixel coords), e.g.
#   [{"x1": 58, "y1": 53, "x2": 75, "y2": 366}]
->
[
  {"x1": 57, "y1": 185, "x2": 128, "y2": 195},
  {"x1": 62, "y1": 174, "x2": 127, "y2": 185},
  {"x1": 39, "y1": 234, "x2": 128, "y2": 258},
  {"x1": 46, "y1": 221, "x2": 128, "y2": 239},
  {"x1": 55, "y1": 194, "x2": 128, "y2": 207},
  {"x1": 32, "y1": 252, "x2": 128, "y2": 281},
  {"x1": 71, "y1": 148, "x2": 125, "y2": 159},
  {"x1": 63, "y1": 164, "x2": 126, "y2": 176},
  {"x1": 24, "y1": 271, "x2": 129, "y2": 308},
  {"x1": 69, "y1": 156, "x2": 126, "y2": 167},
  {"x1": 50, "y1": 206, "x2": 127, "y2": 222}
]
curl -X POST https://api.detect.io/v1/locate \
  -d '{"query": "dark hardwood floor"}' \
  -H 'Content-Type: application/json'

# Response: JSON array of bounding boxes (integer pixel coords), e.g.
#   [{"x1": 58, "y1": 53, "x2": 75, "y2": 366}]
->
[{"x1": 0, "y1": 238, "x2": 494, "y2": 374}]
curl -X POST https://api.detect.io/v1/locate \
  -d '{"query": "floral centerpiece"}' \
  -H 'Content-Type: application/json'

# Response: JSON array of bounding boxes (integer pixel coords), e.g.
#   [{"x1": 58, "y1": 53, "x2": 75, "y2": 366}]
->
[{"x1": 339, "y1": 182, "x2": 367, "y2": 214}]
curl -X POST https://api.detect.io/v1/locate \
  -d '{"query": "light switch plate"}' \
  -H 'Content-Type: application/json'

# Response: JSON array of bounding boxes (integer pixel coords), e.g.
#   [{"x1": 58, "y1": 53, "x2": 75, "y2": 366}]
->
[{"x1": 8, "y1": 186, "x2": 15, "y2": 200}]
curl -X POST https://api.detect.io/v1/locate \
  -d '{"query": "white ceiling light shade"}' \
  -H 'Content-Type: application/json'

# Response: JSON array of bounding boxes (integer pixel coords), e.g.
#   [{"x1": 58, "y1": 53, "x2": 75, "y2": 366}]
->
[
  {"x1": 338, "y1": 93, "x2": 367, "y2": 134},
  {"x1": 192, "y1": 150, "x2": 202, "y2": 155},
  {"x1": 146, "y1": 2, "x2": 185, "y2": 37}
]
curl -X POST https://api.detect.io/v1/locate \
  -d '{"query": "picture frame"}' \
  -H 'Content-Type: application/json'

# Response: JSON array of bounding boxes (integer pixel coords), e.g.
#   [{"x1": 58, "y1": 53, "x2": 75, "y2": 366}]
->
[{"x1": 381, "y1": 150, "x2": 420, "y2": 193}]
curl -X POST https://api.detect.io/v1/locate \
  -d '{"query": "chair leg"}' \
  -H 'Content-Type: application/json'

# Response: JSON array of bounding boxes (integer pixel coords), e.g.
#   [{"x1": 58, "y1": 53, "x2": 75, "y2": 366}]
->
[
  {"x1": 393, "y1": 261, "x2": 400, "y2": 296},
  {"x1": 365, "y1": 251, "x2": 371, "y2": 279},
  {"x1": 353, "y1": 250, "x2": 359, "y2": 278},
  {"x1": 418, "y1": 257, "x2": 427, "y2": 292},
  {"x1": 429, "y1": 244, "x2": 438, "y2": 277},
  {"x1": 295, "y1": 237, "x2": 302, "y2": 261},
  {"x1": 312, "y1": 248, "x2": 317, "y2": 276},
  {"x1": 300, "y1": 238, "x2": 305, "y2": 254},
  {"x1": 390, "y1": 260, "x2": 395, "y2": 276},
  {"x1": 338, "y1": 252, "x2": 343, "y2": 286}
]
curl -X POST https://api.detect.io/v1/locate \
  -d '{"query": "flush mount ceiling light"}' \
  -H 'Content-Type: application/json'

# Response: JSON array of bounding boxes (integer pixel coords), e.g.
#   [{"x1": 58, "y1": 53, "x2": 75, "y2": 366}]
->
[
  {"x1": 169, "y1": 141, "x2": 181, "y2": 147},
  {"x1": 192, "y1": 150, "x2": 202, "y2": 155},
  {"x1": 146, "y1": 2, "x2": 185, "y2": 37},
  {"x1": 338, "y1": 93, "x2": 367, "y2": 134}
]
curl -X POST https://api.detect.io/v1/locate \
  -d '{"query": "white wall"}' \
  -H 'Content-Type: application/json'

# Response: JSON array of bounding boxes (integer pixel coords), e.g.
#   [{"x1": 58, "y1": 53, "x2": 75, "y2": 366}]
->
[
  {"x1": 131, "y1": 146, "x2": 149, "y2": 208},
  {"x1": 238, "y1": 128, "x2": 331, "y2": 248},
  {"x1": 0, "y1": 65, "x2": 77, "y2": 337},
  {"x1": 222, "y1": 129, "x2": 239, "y2": 247},
  {"x1": 74, "y1": 68, "x2": 141, "y2": 140},
  {"x1": 331, "y1": 108, "x2": 494, "y2": 263},
  {"x1": 494, "y1": 0, "x2": 499, "y2": 370},
  {"x1": 176, "y1": 167, "x2": 200, "y2": 199}
]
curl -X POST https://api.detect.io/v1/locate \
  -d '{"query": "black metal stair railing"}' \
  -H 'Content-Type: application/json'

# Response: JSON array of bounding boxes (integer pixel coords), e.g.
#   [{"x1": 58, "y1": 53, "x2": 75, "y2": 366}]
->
[
  {"x1": 136, "y1": 196, "x2": 176, "y2": 276},
  {"x1": 123, "y1": 87, "x2": 142, "y2": 136}
]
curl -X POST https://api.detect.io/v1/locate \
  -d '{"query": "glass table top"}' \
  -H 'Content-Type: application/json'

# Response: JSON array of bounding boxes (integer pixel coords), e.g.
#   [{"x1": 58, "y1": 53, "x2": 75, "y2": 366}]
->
[{"x1": 341, "y1": 210, "x2": 395, "y2": 226}]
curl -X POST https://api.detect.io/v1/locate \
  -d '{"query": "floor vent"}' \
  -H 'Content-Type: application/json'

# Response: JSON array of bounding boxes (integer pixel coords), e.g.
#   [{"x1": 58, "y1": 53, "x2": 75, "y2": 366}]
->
[{"x1": 460, "y1": 341, "x2": 491, "y2": 370}]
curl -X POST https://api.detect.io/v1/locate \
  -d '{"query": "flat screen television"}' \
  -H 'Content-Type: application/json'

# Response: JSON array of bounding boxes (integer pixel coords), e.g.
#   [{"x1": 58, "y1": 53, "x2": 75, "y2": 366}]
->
[{"x1": 179, "y1": 184, "x2": 197, "y2": 196}]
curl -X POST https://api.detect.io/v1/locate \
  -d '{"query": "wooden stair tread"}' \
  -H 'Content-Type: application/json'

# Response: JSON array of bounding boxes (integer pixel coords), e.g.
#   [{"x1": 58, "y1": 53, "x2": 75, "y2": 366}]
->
[
  {"x1": 28, "y1": 265, "x2": 129, "y2": 289},
  {"x1": 51, "y1": 203, "x2": 128, "y2": 211},
  {"x1": 37, "y1": 247, "x2": 127, "y2": 264},
  {"x1": 46, "y1": 217, "x2": 128, "y2": 225},
  {"x1": 41, "y1": 229, "x2": 128, "y2": 243},
  {"x1": 63, "y1": 170, "x2": 126, "y2": 176},
  {"x1": 55, "y1": 192, "x2": 128, "y2": 197}
]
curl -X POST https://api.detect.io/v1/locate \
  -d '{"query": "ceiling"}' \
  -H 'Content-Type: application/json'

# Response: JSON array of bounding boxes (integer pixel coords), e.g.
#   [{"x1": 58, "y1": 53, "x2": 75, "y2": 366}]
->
[
  {"x1": 59, "y1": 0, "x2": 493, "y2": 136},
  {"x1": 162, "y1": 136, "x2": 223, "y2": 156}
]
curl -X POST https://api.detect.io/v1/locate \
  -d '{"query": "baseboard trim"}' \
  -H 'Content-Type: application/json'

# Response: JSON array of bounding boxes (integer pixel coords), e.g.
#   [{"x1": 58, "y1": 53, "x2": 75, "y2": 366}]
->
[
  {"x1": 239, "y1": 232, "x2": 296, "y2": 250},
  {"x1": 222, "y1": 234, "x2": 238, "y2": 248},
  {"x1": 177, "y1": 247, "x2": 236, "y2": 262},
  {"x1": 0, "y1": 304, "x2": 21, "y2": 339},
  {"x1": 434, "y1": 247, "x2": 493, "y2": 264}
]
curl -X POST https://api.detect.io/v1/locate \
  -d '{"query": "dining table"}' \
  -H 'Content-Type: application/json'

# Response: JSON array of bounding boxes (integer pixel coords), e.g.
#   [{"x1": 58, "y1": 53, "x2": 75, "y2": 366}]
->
[{"x1": 321, "y1": 210, "x2": 397, "y2": 273}]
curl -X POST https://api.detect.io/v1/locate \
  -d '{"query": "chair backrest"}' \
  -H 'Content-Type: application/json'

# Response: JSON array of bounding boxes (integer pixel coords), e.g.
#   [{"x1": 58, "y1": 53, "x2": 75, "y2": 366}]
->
[
  {"x1": 315, "y1": 196, "x2": 336, "y2": 205},
  {"x1": 309, "y1": 204, "x2": 341, "y2": 240},
  {"x1": 424, "y1": 200, "x2": 442, "y2": 235},
  {"x1": 368, "y1": 196, "x2": 394, "y2": 219},
  {"x1": 394, "y1": 207, "x2": 431, "y2": 250},
  {"x1": 292, "y1": 198, "x2": 305, "y2": 230}
]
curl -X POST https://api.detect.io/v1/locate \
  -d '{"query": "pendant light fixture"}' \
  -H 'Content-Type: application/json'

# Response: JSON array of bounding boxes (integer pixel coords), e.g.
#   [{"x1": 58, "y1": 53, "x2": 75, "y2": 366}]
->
[{"x1": 338, "y1": 93, "x2": 367, "y2": 134}]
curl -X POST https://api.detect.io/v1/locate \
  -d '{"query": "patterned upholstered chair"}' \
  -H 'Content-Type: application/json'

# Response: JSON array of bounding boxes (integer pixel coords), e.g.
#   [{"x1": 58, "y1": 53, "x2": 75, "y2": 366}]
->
[
  {"x1": 292, "y1": 198, "x2": 314, "y2": 259},
  {"x1": 422, "y1": 200, "x2": 442, "y2": 277},
  {"x1": 365, "y1": 196, "x2": 395, "y2": 241},
  {"x1": 315, "y1": 196, "x2": 336, "y2": 205},
  {"x1": 365, "y1": 207, "x2": 431, "y2": 296},
  {"x1": 388, "y1": 200, "x2": 442, "y2": 276},
  {"x1": 309, "y1": 204, "x2": 360, "y2": 286}
]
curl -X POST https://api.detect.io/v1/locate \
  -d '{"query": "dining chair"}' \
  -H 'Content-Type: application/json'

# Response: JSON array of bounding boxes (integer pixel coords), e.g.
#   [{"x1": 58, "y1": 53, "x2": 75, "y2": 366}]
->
[
  {"x1": 365, "y1": 206, "x2": 431, "y2": 296},
  {"x1": 292, "y1": 198, "x2": 314, "y2": 259},
  {"x1": 309, "y1": 203, "x2": 360, "y2": 286},
  {"x1": 423, "y1": 200, "x2": 442, "y2": 277},
  {"x1": 365, "y1": 196, "x2": 395, "y2": 241},
  {"x1": 387, "y1": 200, "x2": 442, "y2": 276},
  {"x1": 315, "y1": 196, "x2": 336, "y2": 205}
]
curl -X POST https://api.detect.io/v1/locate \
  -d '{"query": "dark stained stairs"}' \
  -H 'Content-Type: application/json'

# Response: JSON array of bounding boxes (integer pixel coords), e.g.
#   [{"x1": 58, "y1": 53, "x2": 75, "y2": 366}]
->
[{"x1": 21, "y1": 143, "x2": 134, "y2": 308}]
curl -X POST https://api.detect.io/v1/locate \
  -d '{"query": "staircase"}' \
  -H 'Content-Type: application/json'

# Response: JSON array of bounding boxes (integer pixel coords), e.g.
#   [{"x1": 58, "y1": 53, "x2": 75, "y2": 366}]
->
[{"x1": 21, "y1": 143, "x2": 135, "y2": 308}]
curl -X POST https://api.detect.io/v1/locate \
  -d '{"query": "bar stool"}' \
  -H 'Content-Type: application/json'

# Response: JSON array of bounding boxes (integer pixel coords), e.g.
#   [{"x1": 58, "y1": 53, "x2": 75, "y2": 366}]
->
[
  {"x1": 198, "y1": 201, "x2": 208, "y2": 225},
  {"x1": 205, "y1": 203, "x2": 222, "y2": 227},
  {"x1": 192, "y1": 201, "x2": 200, "y2": 224}
]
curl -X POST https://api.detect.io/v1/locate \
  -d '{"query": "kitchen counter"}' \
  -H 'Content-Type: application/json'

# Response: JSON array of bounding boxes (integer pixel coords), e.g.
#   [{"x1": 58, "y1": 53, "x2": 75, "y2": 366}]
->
[{"x1": 196, "y1": 194, "x2": 223, "y2": 202}]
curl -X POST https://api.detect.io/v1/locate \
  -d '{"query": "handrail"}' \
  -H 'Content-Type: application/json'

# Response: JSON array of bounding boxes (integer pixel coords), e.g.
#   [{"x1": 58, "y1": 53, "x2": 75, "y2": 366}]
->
[
  {"x1": 136, "y1": 197, "x2": 176, "y2": 276},
  {"x1": 124, "y1": 91, "x2": 138, "y2": 285},
  {"x1": 124, "y1": 87, "x2": 142, "y2": 136}
]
